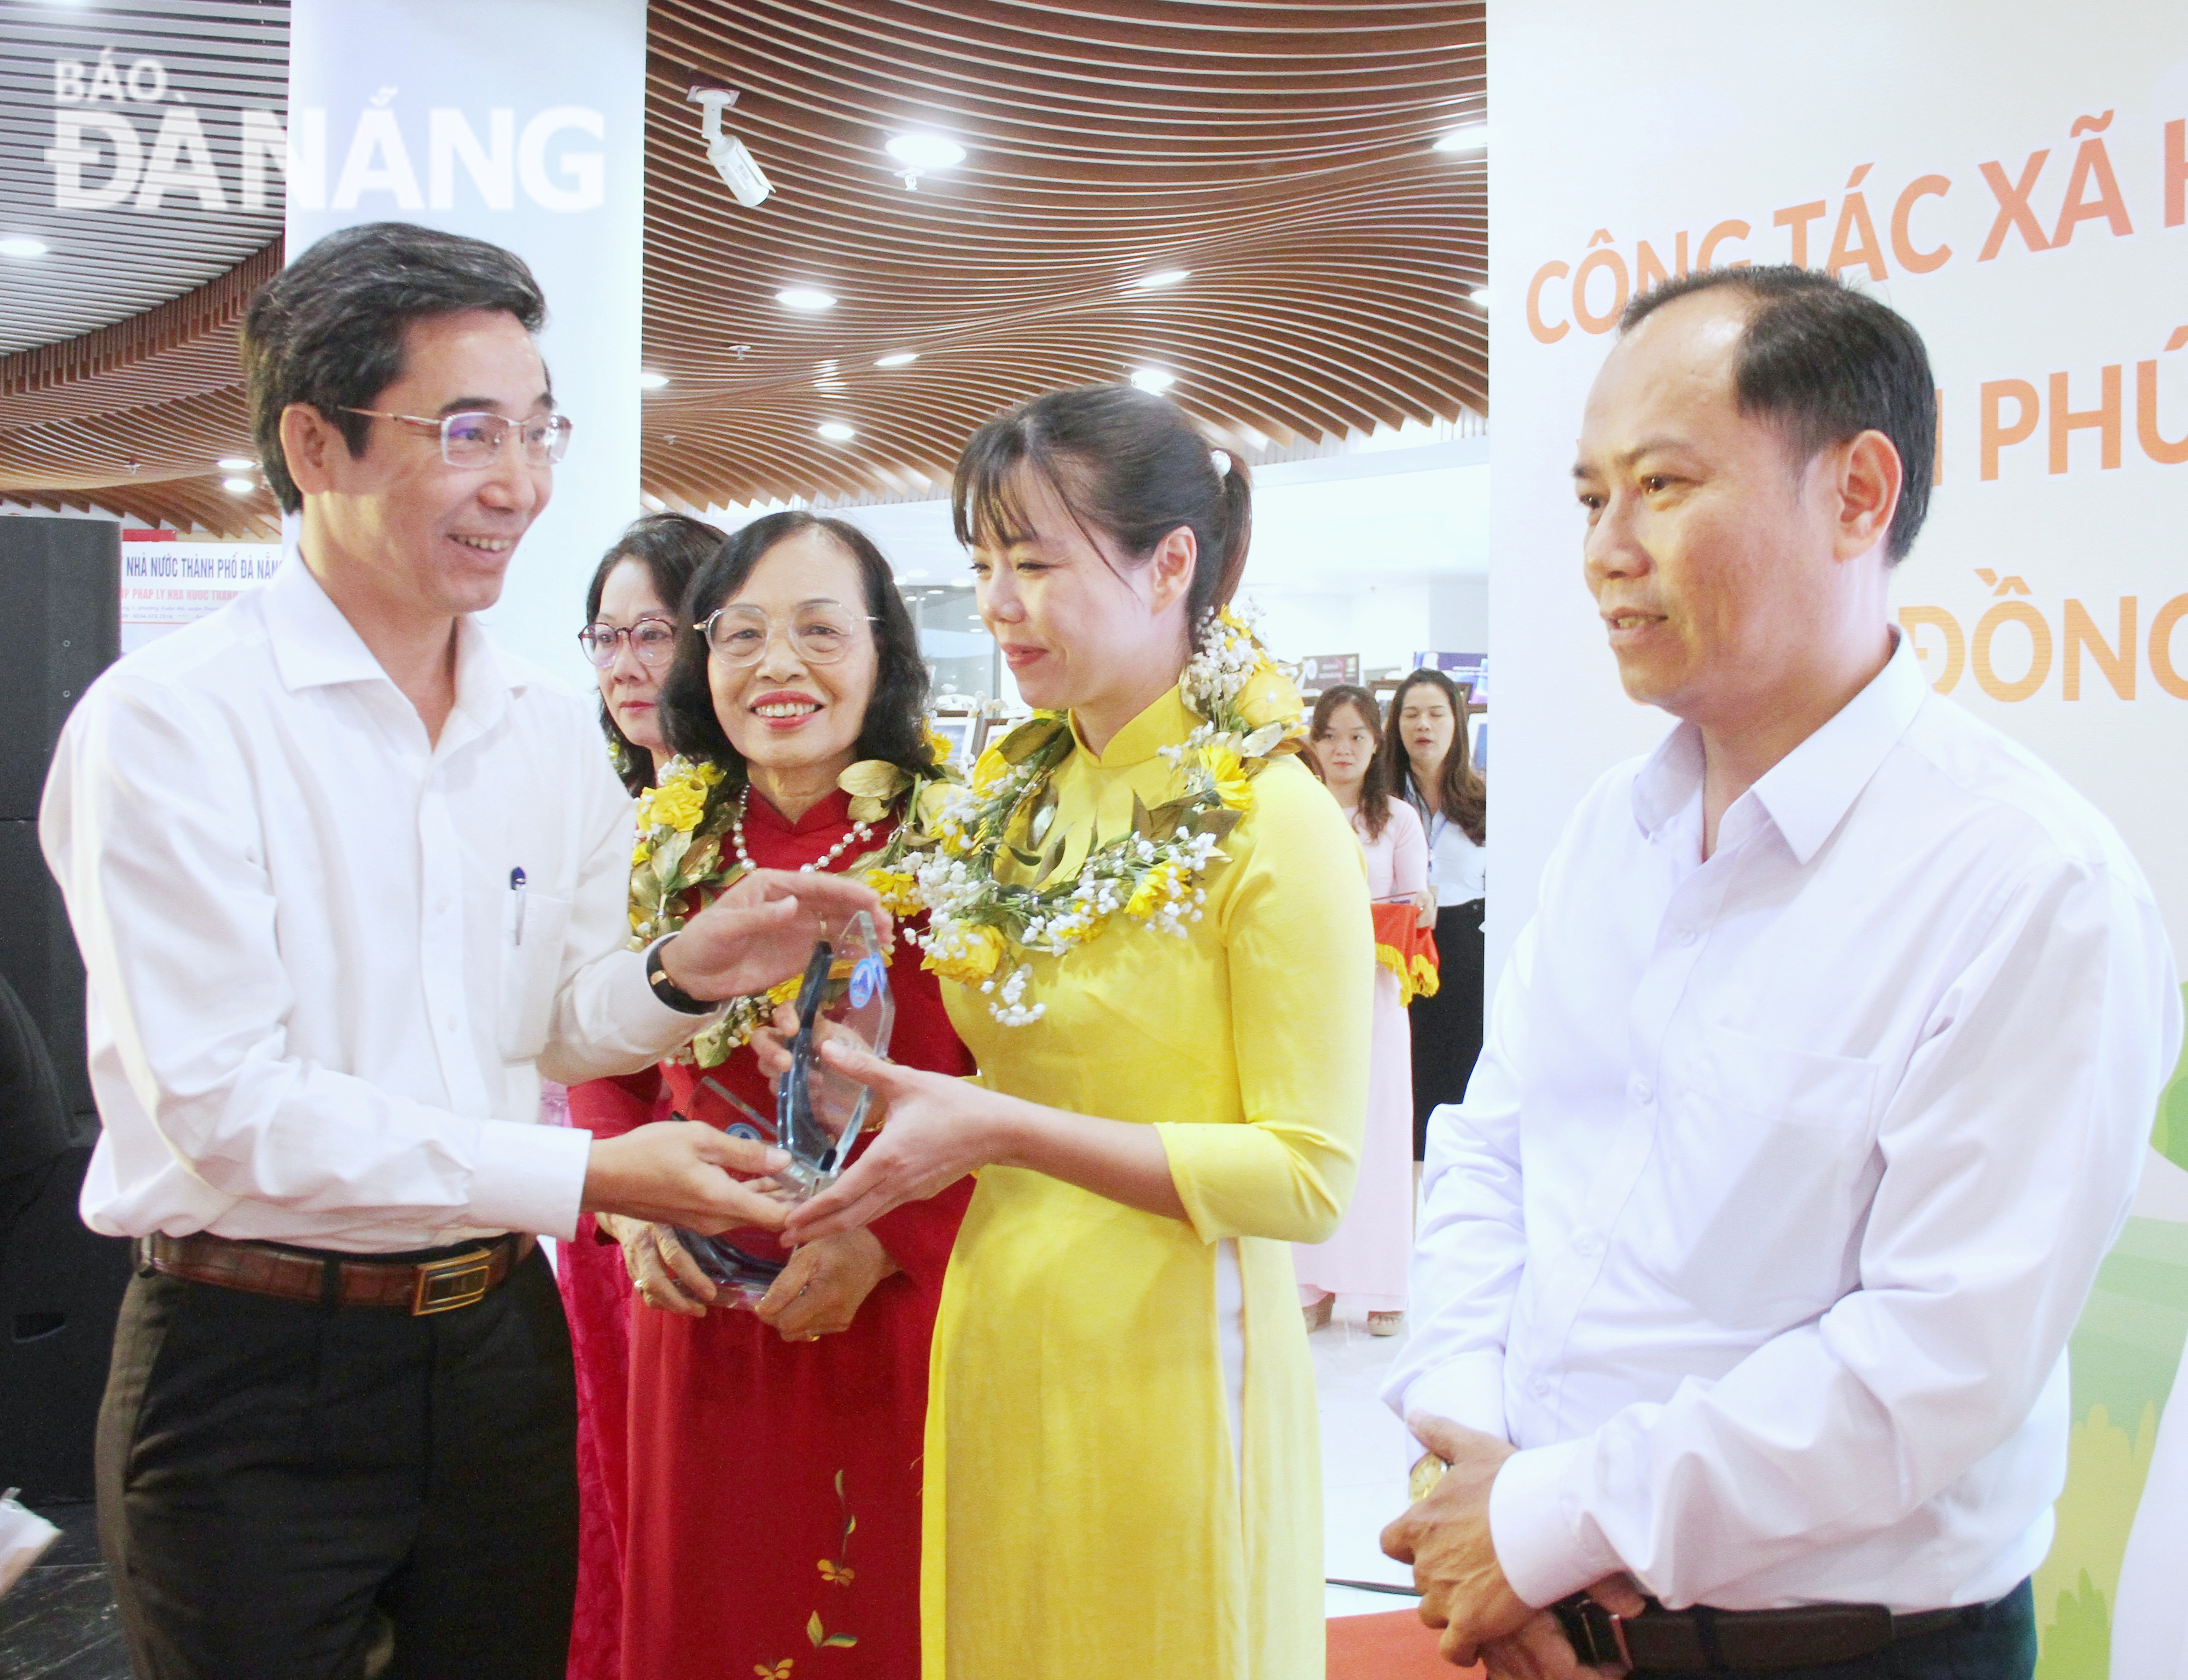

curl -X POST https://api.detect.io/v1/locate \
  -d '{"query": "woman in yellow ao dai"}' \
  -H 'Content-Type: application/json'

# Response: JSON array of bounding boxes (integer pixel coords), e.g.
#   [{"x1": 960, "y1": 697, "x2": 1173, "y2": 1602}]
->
[{"x1": 779, "y1": 385, "x2": 1375, "y2": 1680}]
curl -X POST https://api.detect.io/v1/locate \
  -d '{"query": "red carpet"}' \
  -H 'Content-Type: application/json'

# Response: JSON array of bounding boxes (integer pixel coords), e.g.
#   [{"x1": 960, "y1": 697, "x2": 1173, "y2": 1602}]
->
[{"x1": 1326, "y1": 1608, "x2": 1485, "y2": 1678}]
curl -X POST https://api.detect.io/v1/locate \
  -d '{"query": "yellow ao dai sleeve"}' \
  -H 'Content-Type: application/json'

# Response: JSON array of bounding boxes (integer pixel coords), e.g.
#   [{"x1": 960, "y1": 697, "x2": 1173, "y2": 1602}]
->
[{"x1": 922, "y1": 688, "x2": 1374, "y2": 1680}]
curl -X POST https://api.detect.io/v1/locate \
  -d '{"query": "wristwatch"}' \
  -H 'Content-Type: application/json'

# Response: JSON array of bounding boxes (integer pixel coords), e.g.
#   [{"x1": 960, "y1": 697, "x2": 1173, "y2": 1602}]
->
[
  {"x1": 1409, "y1": 1451, "x2": 1450, "y2": 1504},
  {"x1": 645, "y1": 937, "x2": 720, "y2": 1015}
]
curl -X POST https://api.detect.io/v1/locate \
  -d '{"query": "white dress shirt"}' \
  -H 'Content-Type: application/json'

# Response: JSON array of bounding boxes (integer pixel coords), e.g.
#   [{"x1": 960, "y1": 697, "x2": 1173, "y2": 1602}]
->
[
  {"x1": 1406, "y1": 788, "x2": 1488, "y2": 906},
  {"x1": 40, "y1": 557, "x2": 703, "y2": 1253},
  {"x1": 1385, "y1": 631, "x2": 2181, "y2": 1613}
]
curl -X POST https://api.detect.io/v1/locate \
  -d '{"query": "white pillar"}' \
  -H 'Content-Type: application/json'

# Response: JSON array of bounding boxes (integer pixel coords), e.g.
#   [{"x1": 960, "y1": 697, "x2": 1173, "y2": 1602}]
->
[{"x1": 286, "y1": 0, "x2": 645, "y2": 683}]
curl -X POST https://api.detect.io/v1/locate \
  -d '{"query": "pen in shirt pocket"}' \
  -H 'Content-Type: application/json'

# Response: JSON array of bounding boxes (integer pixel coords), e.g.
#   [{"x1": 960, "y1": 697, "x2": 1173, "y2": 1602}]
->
[{"x1": 509, "y1": 866, "x2": 527, "y2": 945}]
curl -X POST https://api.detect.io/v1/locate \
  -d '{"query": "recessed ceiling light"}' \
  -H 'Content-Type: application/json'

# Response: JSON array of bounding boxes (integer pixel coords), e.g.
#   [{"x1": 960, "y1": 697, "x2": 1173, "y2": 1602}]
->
[
  {"x1": 885, "y1": 133, "x2": 966, "y2": 171},
  {"x1": 875, "y1": 352, "x2": 919, "y2": 368},
  {"x1": 1434, "y1": 124, "x2": 1489, "y2": 153},
  {"x1": 1468, "y1": 288, "x2": 1491, "y2": 307},
  {"x1": 1131, "y1": 269, "x2": 1190, "y2": 291},
  {"x1": 1130, "y1": 367, "x2": 1176, "y2": 393},
  {"x1": 216, "y1": 456, "x2": 256, "y2": 470},
  {"x1": 639, "y1": 371, "x2": 670, "y2": 390},
  {"x1": 776, "y1": 287, "x2": 837, "y2": 312},
  {"x1": 0, "y1": 236, "x2": 48, "y2": 258},
  {"x1": 816, "y1": 422, "x2": 857, "y2": 441},
  {"x1": 221, "y1": 476, "x2": 255, "y2": 495}
]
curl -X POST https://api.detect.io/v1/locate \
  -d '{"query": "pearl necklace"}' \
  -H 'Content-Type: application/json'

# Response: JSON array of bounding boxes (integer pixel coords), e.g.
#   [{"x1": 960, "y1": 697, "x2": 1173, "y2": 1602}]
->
[{"x1": 730, "y1": 789, "x2": 872, "y2": 875}]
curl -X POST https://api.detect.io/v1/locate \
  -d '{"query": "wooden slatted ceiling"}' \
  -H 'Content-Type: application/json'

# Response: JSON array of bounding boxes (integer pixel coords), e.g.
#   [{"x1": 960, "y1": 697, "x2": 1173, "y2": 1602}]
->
[
  {"x1": 641, "y1": 0, "x2": 1485, "y2": 506},
  {"x1": 0, "y1": 1, "x2": 1485, "y2": 535}
]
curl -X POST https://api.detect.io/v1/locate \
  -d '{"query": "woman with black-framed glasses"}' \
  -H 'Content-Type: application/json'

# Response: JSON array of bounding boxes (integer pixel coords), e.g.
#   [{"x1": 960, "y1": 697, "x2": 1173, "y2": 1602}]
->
[{"x1": 560, "y1": 510, "x2": 725, "y2": 1680}]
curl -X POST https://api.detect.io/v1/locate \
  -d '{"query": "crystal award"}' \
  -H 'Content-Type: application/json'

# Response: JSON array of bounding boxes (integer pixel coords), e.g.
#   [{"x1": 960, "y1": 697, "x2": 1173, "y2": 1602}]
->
[{"x1": 667, "y1": 911, "x2": 895, "y2": 1306}]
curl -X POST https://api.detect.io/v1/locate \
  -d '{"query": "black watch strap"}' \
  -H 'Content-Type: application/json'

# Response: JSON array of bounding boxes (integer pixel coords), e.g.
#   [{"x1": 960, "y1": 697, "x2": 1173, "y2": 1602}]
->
[{"x1": 645, "y1": 938, "x2": 719, "y2": 1015}]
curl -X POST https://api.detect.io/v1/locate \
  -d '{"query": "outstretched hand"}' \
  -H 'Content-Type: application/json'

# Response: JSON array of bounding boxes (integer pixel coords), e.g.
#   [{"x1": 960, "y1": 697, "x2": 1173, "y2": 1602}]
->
[
  {"x1": 581, "y1": 1120, "x2": 793, "y2": 1235},
  {"x1": 660, "y1": 868, "x2": 888, "y2": 1004},
  {"x1": 778, "y1": 1039, "x2": 1007, "y2": 1245}
]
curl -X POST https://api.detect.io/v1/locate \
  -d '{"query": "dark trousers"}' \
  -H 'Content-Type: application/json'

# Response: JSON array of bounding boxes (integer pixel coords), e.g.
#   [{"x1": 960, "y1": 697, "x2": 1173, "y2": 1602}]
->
[
  {"x1": 96, "y1": 1245, "x2": 578, "y2": 1680},
  {"x1": 1411, "y1": 898, "x2": 1486, "y2": 1159},
  {"x1": 1633, "y1": 1580, "x2": 2038, "y2": 1680}
]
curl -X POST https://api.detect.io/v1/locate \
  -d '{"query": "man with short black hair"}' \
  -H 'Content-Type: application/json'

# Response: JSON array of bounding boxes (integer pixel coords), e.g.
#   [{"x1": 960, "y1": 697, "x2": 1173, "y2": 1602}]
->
[
  {"x1": 41, "y1": 221, "x2": 883, "y2": 1679},
  {"x1": 1382, "y1": 268, "x2": 2179, "y2": 1679}
]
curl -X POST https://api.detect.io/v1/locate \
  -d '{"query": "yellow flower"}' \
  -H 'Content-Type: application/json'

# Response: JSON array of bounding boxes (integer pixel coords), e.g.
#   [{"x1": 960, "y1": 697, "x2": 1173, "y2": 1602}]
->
[
  {"x1": 1126, "y1": 862, "x2": 1184, "y2": 918},
  {"x1": 766, "y1": 974, "x2": 805, "y2": 1007},
  {"x1": 923, "y1": 922, "x2": 1005, "y2": 985},
  {"x1": 631, "y1": 836, "x2": 649, "y2": 867},
  {"x1": 650, "y1": 778, "x2": 707, "y2": 833},
  {"x1": 1233, "y1": 661, "x2": 1304, "y2": 733},
  {"x1": 970, "y1": 745, "x2": 1010, "y2": 793},
  {"x1": 1203, "y1": 747, "x2": 1252, "y2": 810},
  {"x1": 691, "y1": 759, "x2": 727, "y2": 786},
  {"x1": 863, "y1": 867, "x2": 922, "y2": 915}
]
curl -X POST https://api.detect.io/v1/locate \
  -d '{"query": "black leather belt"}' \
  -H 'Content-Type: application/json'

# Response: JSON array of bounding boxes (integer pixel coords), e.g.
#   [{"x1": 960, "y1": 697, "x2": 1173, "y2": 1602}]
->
[{"x1": 1556, "y1": 1594, "x2": 1989, "y2": 1673}]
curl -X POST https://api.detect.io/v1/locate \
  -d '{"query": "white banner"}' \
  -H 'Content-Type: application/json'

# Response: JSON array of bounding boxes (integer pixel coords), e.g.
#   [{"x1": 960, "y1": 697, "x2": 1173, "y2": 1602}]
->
[
  {"x1": 286, "y1": 0, "x2": 646, "y2": 684},
  {"x1": 1491, "y1": 7, "x2": 2188, "y2": 1675},
  {"x1": 119, "y1": 535, "x2": 282, "y2": 653}
]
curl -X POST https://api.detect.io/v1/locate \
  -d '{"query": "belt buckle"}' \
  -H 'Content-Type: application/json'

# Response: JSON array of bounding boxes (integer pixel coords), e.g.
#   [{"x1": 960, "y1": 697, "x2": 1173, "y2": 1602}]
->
[
  {"x1": 1553, "y1": 1596, "x2": 1634, "y2": 1669},
  {"x1": 411, "y1": 1248, "x2": 494, "y2": 1315}
]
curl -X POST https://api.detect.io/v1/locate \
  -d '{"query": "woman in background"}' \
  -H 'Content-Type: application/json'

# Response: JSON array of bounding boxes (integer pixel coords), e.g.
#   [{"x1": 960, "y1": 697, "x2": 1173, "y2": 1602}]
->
[
  {"x1": 1294, "y1": 684, "x2": 1426, "y2": 1336},
  {"x1": 609, "y1": 511, "x2": 974, "y2": 1680},
  {"x1": 564, "y1": 510, "x2": 724, "y2": 1680},
  {"x1": 1378, "y1": 667, "x2": 1486, "y2": 1160}
]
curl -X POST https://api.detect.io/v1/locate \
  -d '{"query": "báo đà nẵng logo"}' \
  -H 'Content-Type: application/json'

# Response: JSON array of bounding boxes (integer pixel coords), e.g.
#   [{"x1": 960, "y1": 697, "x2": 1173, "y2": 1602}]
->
[{"x1": 43, "y1": 52, "x2": 606, "y2": 216}]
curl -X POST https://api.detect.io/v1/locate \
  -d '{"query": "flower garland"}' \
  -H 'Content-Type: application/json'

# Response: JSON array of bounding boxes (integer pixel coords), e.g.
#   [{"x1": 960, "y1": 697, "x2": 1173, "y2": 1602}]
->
[
  {"x1": 625, "y1": 745, "x2": 953, "y2": 1066},
  {"x1": 899, "y1": 608, "x2": 1307, "y2": 1025}
]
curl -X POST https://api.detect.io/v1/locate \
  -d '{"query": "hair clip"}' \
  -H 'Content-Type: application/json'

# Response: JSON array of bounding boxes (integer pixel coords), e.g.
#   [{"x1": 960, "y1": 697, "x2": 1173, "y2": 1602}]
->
[{"x1": 1209, "y1": 449, "x2": 1232, "y2": 478}]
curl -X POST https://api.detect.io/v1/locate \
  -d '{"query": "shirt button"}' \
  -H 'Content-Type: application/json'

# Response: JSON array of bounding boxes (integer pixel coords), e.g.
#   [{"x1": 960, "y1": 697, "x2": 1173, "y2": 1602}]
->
[
  {"x1": 1629, "y1": 1076, "x2": 1654, "y2": 1106},
  {"x1": 434, "y1": 897, "x2": 451, "y2": 914},
  {"x1": 1574, "y1": 1230, "x2": 1602, "y2": 1258},
  {"x1": 445, "y1": 1015, "x2": 459, "y2": 1032},
  {"x1": 1674, "y1": 925, "x2": 1699, "y2": 946},
  {"x1": 1531, "y1": 1375, "x2": 1550, "y2": 1398}
]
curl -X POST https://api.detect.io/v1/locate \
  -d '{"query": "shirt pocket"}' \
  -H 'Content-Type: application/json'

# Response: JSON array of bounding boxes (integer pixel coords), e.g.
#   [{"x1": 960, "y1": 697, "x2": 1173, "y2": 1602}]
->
[
  {"x1": 1644, "y1": 1027, "x2": 1883, "y2": 1330},
  {"x1": 498, "y1": 891, "x2": 573, "y2": 1062}
]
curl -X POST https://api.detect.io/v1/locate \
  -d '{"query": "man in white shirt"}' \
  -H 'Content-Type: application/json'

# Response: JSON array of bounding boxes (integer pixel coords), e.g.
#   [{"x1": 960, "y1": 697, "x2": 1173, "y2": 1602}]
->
[
  {"x1": 1380, "y1": 268, "x2": 2181, "y2": 1679},
  {"x1": 39, "y1": 222, "x2": 884, "y2": 1680}
]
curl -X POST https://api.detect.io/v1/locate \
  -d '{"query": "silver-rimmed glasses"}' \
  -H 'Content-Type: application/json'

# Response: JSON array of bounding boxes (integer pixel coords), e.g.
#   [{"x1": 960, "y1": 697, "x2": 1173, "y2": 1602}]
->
[
  {"x1": 578, "y1": 616, "x2": 679, "y2": 669},
  {"x1": 343, "y1": 407, "x2": 573, "y2": 468},
  {"x1": 697, "y1": 602, "x2": 877, "y2": 667}
]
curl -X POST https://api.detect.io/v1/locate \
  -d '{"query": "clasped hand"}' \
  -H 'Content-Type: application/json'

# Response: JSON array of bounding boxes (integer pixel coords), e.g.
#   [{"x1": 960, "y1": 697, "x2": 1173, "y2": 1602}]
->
[
  {"x1": 1380, "y1": 1416, "x2": 1643, "y2": 1677},
  {"x1": 605, "y1": 1214, "x2": 898, "y2": 1342}
]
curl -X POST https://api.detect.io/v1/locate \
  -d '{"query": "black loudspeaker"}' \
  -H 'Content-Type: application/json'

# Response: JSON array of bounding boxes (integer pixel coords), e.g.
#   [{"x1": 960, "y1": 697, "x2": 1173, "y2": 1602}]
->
[
  {"x1": 0, "y1": 1147, "x2": 133, "y2": 1502},
  {"x1": 0, "y1": 520, "x2": 125, "y2": 1501},
  {"x1": 0, "y1": 517, "x2": 120, "y2": 1135}
]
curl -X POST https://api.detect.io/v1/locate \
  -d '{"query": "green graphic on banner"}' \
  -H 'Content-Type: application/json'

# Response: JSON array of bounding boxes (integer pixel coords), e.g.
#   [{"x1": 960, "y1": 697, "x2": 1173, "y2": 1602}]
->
[{"x1": 2038, "y1": 1000, "x2": 2188, "y2": 1679}]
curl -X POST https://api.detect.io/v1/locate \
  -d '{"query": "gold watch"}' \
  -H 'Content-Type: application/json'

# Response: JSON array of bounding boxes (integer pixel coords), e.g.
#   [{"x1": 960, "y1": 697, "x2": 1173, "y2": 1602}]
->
[{"x1": 1409, "y1": 1451, "x2": 1450, "y2": 1504}]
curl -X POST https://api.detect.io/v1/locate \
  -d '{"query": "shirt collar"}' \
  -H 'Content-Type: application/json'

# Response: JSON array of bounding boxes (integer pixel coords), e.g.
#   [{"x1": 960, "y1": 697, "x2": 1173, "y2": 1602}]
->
[
  {"x1": 264, "y1": 548, "x2": 521, "y2": 735},
  {"x1": 1630, "y1": 628, "x2": 1927, "y2": 865},
  {"x1": 1071, "y1": 686, "x2": 1194, "y2": 768}
]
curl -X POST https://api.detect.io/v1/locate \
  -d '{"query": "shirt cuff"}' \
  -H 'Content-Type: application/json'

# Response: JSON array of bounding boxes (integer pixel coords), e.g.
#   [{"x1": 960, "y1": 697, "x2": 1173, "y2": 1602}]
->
[
  {"x1": 628, "y1": 940, "x2": 728, "y2": 1047},
  {"x1": 1390, "y1": 1351, "x2": 1509, "y2": 1441},
  {"x1": 467, "y1": 1116, "x2": 593, "y2": 1240},
  {"x1": 1488, "y1": 1436, "x2": 1623, "y2": 1609}
]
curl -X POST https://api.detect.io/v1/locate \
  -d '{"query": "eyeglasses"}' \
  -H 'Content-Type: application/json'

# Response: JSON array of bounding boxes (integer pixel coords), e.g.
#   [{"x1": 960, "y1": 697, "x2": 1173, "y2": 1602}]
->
[
  {"x1": 697, "y1": 603, "x2": 877, "y2": 667},
  {"x1": 343, "y1": 407, "x2": 573, "y2": 468},
  {"x1": 578, "y1": 616, "x2": 679, "y2": 668}
]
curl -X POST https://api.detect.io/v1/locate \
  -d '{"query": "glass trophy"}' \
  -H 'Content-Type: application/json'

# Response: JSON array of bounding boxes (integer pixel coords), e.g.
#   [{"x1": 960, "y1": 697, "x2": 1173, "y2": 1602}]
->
[{"x1": 669, "y1": 911, "x2": 895, "y2": 1307}]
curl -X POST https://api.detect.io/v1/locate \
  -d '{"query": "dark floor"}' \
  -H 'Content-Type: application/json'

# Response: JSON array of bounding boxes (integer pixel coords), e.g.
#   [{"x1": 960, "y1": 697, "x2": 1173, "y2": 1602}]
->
[{"x1": 0, "y1": 1502, "x2": 131, "y2": 1679}]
